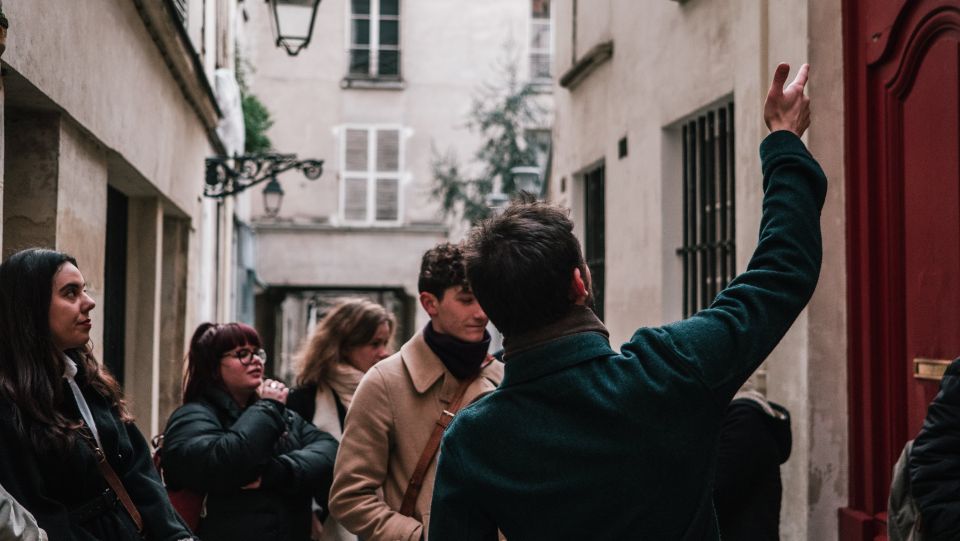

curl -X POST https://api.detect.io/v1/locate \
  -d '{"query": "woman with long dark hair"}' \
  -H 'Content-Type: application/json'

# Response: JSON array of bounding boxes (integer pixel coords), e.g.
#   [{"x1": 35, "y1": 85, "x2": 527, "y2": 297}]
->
[
  {"x1": 161, "y1": 322, "x2": 338, "y2": 541},
  {"x1": 0, "y1": 248, "x2": 196, "y2": 540}
]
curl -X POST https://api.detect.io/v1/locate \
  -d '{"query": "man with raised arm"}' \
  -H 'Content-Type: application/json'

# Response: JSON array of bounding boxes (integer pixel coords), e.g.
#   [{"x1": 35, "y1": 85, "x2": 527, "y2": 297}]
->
[{"x1": 429, "y1": 63, "x2": 823, "y2": 540}]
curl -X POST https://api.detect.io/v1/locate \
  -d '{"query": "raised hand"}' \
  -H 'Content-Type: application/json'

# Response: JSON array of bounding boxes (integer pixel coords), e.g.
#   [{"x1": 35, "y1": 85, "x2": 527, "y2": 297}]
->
[
  {"x1": 258, "y1": 378, "x2": 289, "y2": 404},
  {"x1": 764, "y1": 63, "x2": 811, "y2": 137}
]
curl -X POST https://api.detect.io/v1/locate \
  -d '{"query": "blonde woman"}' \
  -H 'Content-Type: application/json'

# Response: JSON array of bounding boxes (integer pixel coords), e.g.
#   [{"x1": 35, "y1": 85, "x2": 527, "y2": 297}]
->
[{"x1": 288, "y1": 299, "x2": 396, "y2": 541}]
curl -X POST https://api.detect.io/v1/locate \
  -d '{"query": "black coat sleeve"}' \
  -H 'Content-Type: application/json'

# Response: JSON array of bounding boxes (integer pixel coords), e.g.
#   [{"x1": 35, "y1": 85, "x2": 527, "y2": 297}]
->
[
  {"x1": 286, "y1": 385, "x2": 317, "y2": 424},
  {"x1": 259, "y1": 411, "x2": 338, "y2": 506},
  {"x1": 161, "y1": 399, "x2": 288, "y2": 493},
  {"x1": 909, "y1": 357, "x2": 960, "y2": 541}
]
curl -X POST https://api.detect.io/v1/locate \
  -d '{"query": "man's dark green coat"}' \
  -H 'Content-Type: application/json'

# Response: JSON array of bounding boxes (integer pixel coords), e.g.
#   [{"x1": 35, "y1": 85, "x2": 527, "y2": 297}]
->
[{"x1": 429, "y1": 131, "x2": 827, "y2": 540}]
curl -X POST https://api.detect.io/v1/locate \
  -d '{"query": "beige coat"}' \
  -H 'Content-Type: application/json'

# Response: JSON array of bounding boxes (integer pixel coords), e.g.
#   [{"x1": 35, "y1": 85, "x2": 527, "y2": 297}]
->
[{"x1": 329, "y1": 332, "x2": 503, "y2": 541}]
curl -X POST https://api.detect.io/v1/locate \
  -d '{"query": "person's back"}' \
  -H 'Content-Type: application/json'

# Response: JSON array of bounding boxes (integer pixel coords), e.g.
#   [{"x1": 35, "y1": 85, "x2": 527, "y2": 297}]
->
[{"x1": 429, "y1": 63, "x2": 824, "y2": 540}]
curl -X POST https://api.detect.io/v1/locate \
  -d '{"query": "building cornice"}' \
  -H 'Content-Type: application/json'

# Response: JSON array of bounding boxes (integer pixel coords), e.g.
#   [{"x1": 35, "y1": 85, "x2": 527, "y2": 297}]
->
[
  {"x1": 133, "y1": 0, "x2": 225, "y2": 154},
  {"x1": 560, "y1": 41, "x2": 614, "y2": 91}
]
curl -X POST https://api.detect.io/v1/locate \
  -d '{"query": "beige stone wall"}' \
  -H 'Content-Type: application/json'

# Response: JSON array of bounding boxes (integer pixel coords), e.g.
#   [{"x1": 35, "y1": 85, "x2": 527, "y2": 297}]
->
[{"x1": 549, "y1": 0, "x2": 848, "y2": 538}]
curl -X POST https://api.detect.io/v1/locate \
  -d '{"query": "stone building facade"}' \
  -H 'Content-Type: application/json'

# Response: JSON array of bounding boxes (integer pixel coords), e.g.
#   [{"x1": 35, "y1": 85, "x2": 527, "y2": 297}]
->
[{"x1": 1, "y1": 0, "x2": 246, "y2": 437}]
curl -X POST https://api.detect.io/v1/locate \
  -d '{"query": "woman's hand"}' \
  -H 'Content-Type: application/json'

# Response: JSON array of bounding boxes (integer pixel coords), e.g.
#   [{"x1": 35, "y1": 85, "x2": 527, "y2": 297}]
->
[{"x1": 258, "y1": 379, "x2": 289, "y2": 404}]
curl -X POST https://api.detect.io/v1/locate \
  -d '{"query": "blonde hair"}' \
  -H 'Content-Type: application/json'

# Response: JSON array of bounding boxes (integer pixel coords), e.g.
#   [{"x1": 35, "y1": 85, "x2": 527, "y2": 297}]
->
[{"x1": 295, "y1": 298, "x2": 396, "y2": 387}]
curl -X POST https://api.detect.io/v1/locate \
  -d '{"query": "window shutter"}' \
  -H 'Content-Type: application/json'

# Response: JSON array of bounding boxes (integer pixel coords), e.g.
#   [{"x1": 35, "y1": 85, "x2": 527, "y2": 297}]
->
[
  {"x1": 344, "y1": 177, "x2": 368, "y2": 221},
  {"x1": 376, "y1": 129, "x2": 400, "y2": 171},
  {"x1": 375, "y1": 178, "x2": 399, "y2": 221},
  {"x1": 345, "y1": 129, "x2": 369, "y2": 172}
]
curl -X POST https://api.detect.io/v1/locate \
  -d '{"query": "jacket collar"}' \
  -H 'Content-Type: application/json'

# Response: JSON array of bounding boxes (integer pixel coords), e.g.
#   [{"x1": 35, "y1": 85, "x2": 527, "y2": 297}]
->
[
  {"x1": 501, "y1": 306, "x2": 614, "y2": 388},
  {"x1": 401, "y1": 332, "x2": 449, "y2": 394}
]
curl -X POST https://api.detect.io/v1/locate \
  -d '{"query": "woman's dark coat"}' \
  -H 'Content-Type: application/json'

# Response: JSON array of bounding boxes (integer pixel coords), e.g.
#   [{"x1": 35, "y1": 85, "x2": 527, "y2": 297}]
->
[
  {"x1": 162, "y1": 386, "x2": 338, "y2": 541},
  {"x1": 908, "y1": 357, "x2": 960, "y2": 540},
  {"x1": 0, "y1": 360, "x2": 195, "y2": 540}
]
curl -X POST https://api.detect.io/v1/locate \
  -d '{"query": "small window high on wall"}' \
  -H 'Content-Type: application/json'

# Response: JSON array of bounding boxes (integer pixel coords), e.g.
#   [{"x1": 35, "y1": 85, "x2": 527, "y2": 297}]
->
[
  {"x1": 341, "y1": 126, "x2": 402, "y2": 224},
  {"x1": 530, "y1": 0, "x2": 552, "y2": 82},
  {"x1": 349, "y1": 0, "x2": 401, "y2": 79},
  {"x1": 677, "y1": 102, "x2": 736, "y2": 318}
]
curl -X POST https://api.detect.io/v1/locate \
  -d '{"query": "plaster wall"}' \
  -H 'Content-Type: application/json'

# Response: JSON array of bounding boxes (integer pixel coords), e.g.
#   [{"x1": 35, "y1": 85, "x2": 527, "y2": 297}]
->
[
  {"x1": 550, "y1": 0, "x2": 848, "y2": 538},
  {"x1": 3, "y1": 0, "x2": 214, "y2": 216},
  {"x1": 55, "y1": 119, "x2": 109, "y2": 362},
  {"x1": 3, "y1": 111, "x2": 59, "y2": 256}
]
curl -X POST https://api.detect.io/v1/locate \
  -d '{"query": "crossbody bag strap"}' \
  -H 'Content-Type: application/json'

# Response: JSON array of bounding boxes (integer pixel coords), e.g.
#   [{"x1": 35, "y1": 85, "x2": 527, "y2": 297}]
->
[
  {"x1": 79, "y1": 426, "x2": 144, "y2": 533},
  {"x1": 398, "y1": 377, "x2": 474, "y2": 517}
]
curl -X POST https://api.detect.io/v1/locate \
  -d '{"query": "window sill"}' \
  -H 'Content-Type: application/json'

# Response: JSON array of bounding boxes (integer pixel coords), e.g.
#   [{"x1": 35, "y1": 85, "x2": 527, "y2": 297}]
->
[
  {"x1": 528, "y1": 80, "x2": 554, "y2": 94},
  {"x1": 559, "y1": 41, "x2": 614, "y2": 91},
  {"x1": 341, "y1": 77, "x2": 406, "y2": 90}
]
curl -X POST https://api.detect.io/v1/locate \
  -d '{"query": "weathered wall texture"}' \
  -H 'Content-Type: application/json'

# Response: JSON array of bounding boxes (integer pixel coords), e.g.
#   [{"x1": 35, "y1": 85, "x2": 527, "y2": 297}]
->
[{"x1": 549, "y1": 0, "x2": 848, "y2": 538}]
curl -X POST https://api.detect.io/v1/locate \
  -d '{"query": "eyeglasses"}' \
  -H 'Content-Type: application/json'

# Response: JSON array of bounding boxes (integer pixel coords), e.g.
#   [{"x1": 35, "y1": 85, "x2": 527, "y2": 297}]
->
[{"x1": 221, "y1": 348, "x2": 267, "y2": 366}]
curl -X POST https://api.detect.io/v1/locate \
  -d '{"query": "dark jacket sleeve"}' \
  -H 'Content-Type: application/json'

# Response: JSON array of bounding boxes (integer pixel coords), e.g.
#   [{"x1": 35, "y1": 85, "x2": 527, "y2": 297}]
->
[
  {"x1": 429, "y1": 437, "x2": 498, "y2": 541},
  {"x1": 908, "y1": 357, "x2": 960, "y2": 540},
  {"x1": 637, "y1": 131, "x2": 827, "y2": 404},
  {"x1": 161, "y1": 399, "x2": 288, "y2": 493},
  {"x1": 259, "y1": 410, "x2": 338, "y2": 506},
  {"x1": 120, "y1": 421, "x2": 197, "y2": 541},
  {"x1": 286, "y1": 385, "x2": 317, "y2": 424},
  {"x1": 0, "y1": 412, "x2": 75, "y2": 540}
]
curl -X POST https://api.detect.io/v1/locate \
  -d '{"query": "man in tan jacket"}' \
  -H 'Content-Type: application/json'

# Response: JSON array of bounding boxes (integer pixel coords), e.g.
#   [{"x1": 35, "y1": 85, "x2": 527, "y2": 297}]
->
[{"x1": 329, "y1": 242, "x2": 504, "y2": 541}]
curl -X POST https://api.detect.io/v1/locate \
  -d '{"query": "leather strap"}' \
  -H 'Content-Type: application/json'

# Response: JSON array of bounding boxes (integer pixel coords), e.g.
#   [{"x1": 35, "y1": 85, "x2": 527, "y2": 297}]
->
[
  {"x1": 399, "y1": 376, "x2": 475, "y2": 516},
  {"x1": 79, "y1": 426, "x2": 144, "y2": 533}
]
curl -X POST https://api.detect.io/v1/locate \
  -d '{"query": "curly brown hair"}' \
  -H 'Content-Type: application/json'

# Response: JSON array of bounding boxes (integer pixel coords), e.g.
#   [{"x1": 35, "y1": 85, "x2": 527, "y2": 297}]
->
[
  {"x1": 418, "y1": 242, "x2": 470, "y2": 299},
  {"x1": 295, "y1": 299, "x2": 395, "y2": 387}
]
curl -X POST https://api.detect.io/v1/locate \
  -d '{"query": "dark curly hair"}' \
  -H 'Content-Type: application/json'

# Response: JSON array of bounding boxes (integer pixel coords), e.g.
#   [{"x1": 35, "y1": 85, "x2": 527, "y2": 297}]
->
[{"x1": 418, "y1": 242, "x2": 470, "y2": 300}]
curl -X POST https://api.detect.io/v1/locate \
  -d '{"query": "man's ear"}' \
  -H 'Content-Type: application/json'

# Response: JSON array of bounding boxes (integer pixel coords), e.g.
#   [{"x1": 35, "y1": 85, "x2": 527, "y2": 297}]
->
[
  {"x1": 419, "y1": 291, "x2": 441, "y2": 317},
  {"x1": 570, "y1": 267, "x2": 588, "y2": 304}
]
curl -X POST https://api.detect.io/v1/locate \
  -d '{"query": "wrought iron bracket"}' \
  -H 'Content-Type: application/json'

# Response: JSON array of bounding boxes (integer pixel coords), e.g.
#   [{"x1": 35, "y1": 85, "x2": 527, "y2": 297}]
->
[{"x1": 204, "y1": 154, "x2": 324, "y2": 198}]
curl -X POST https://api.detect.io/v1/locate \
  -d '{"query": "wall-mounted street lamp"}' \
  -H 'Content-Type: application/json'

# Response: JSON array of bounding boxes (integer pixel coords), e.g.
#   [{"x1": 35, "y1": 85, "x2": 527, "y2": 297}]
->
[
  {"x1": 510, "y1": 166, "x2": 544, "y2": 196},
  {"x1": 204, "y1": 154, "x2": 323, "y2": 216},
  {"x1": 267, "y1": 0, "x2": 322, "y2": 56},
  {"x1": 485, "y1": 166, "x2": 543, "y2": 215}
]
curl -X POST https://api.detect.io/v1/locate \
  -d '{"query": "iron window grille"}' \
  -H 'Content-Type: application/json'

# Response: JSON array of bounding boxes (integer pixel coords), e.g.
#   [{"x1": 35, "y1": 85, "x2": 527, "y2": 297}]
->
[
  {"x1": 349, "y1": 0, "x2": 401, "y2": 79},
  {"x1": 678, "y1": 102, "x2": 736, "y2": 318}
]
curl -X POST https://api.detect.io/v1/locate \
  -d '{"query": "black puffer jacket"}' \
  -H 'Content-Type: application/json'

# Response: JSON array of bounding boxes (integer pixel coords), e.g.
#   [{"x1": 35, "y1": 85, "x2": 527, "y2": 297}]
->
[
  {"x1": 713, "y1": 396, "x2": 792, "y2": 541},
  {"x1": 909, "y1": 357, "x2": 960, "y2": 541},
  {"x1": 162, "y1": 387, "x2": 338, "y2": 541}
]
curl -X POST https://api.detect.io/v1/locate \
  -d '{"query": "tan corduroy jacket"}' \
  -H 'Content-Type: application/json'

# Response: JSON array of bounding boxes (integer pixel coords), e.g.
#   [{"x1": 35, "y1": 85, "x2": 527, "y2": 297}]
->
[{"x1": 329, "y1": 332, "x2": 504, "y2": 541}]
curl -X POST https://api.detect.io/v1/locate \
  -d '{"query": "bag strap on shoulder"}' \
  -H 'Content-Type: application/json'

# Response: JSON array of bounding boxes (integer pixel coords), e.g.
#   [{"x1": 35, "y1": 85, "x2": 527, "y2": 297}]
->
[{"x1": 78, "y1": 425, "x2": 144, "y2": 533}]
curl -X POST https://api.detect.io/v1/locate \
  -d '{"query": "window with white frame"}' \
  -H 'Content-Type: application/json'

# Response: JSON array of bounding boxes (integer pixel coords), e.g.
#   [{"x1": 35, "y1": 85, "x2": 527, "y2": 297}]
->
[
  {"x1": 530, "y1": 0, "x2": 552, "y2": 81},
  {"x1": 341, "y1": 127, "x2": 402, "y2": 224},
  {"x1": 349, "y1": 0, "x2": 401, "y2": 79}
]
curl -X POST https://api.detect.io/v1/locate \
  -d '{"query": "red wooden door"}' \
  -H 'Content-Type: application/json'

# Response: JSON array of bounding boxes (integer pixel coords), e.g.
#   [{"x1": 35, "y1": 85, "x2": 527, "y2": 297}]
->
[{"x1": 842, "y1": 1, "x2": 960, "y2": 539}]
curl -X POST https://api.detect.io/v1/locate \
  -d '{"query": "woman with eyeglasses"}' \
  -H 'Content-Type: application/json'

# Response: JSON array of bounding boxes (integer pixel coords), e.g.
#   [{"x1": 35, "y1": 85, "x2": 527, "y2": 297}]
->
[{"x1": 160, "y1": 322, "x2": 338, "y2": 541}]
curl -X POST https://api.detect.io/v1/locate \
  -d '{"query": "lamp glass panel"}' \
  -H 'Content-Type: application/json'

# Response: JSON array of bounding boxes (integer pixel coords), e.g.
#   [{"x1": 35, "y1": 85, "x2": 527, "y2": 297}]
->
[{"x1": 276, "y1": 3, "x2": 314, "y2": 39}]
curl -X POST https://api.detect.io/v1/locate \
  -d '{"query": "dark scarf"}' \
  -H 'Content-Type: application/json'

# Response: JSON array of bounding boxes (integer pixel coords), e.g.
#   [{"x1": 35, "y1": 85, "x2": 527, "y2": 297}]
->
[
  {"x1": 503, "y1": 304, "x2": 610, "y2": 359},
  {"x1": 423, "y1": 322, "x2": 491, "y2": 380}
]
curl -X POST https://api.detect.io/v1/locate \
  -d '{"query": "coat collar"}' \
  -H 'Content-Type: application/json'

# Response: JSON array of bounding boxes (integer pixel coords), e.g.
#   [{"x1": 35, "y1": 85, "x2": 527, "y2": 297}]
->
[
  {"x1": 500, "y1": 306, "x2": 614, "y2": 388},
  {"x1": 401, "y1": 332, "x2": 450, "y2": 394}
]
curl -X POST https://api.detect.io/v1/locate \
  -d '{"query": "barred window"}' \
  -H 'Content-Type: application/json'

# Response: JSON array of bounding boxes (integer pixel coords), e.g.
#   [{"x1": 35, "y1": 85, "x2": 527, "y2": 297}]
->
[
  {"x1": 584, "y1": 164, "x2": 605, "y2": 321},
  {"x1": 678, "y1": 102, "x2": 736, "y2": 317},
  {"x1": 349, "y1": 0, "x2": 401, "y2": 79},
  {"x1": 530, "y1": 0, "x2": 552, "y2": 81},
  {"x1": 341, "y1": 127, "x2": 402, "y2": 224}
]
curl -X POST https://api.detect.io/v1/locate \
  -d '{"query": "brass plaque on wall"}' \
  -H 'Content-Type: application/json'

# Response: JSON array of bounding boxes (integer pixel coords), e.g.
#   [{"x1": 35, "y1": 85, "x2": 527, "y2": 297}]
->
[{"x1": 914, "y1": 358, "x2": 952, "y2": 381}]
